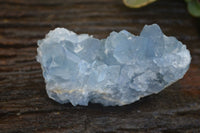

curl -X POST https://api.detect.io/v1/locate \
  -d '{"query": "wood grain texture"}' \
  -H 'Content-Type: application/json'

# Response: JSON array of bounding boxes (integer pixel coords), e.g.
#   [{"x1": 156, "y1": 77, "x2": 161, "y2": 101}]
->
[{"x1": 0, "y1": 0, "x2": 200, "y2": 132}]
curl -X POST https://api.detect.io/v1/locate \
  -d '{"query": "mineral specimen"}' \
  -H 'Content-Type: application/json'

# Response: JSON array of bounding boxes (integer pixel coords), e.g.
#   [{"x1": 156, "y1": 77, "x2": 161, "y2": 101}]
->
[{"x1": 37, "y1": 24, "x2": 191, "y2": 106}]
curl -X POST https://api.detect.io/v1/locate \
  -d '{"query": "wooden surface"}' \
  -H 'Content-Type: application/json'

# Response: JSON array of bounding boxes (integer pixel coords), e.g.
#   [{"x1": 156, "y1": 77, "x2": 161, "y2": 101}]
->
[{"x1": 0, "y1": 0, "x2": 200, "y2": 132}]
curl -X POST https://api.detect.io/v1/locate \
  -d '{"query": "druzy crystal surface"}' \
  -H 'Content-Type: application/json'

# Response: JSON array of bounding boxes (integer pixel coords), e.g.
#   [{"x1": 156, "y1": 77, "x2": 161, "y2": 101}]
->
[{"x1": 37, "y1": 24, "x2": 191, "y2": 106}]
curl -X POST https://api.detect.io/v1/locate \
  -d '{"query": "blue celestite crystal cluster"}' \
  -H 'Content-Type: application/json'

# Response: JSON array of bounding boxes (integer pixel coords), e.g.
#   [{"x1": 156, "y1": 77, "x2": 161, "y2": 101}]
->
[{"x1": 37, "y1": 24, "x2": 191, "y2": 106}]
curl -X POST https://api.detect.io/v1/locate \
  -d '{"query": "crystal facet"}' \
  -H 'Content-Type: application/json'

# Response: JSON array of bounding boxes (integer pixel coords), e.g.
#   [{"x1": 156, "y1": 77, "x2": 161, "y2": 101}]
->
[{"x1": 37, "y1": 24, "x2": 191, "y2": 106}]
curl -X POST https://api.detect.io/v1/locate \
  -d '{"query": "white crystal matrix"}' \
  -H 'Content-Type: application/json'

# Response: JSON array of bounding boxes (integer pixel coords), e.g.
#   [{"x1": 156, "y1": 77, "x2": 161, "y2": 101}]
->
[{"x1": 37, "y1": 24, "x2": 191, "y2": 106}]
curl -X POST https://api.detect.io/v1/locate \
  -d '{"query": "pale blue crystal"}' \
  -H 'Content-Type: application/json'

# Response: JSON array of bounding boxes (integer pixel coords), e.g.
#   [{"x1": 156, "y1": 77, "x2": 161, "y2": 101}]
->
[{"x1": 37, "y1": 24, "x2": 191, "y2": 106}]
